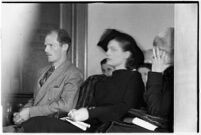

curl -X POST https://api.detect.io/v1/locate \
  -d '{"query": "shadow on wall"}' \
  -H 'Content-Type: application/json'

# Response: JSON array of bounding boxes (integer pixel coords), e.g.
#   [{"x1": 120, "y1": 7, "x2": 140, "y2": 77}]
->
[{"x1": 2, "y1": 3, "x2": 61, "y2": 125}]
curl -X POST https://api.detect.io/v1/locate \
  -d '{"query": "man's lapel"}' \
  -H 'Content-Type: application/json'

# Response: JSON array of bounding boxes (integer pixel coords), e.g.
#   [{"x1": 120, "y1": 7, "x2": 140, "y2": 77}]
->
[
  {"x1": 34, "y1": 61, "x2": 72, "y2": 105},
  {"x1": 34, "y1": 66, "x2": 50, "y2": 99}
]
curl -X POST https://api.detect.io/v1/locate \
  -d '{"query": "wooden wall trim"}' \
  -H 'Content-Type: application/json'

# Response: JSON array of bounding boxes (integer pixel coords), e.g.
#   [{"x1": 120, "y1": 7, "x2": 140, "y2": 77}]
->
[
  {"x1": 73, "y1": 4, "x2": 88, "y2": 80},
  {"x1": 59, "y1": 3, "x2": 88, "y2": 79},
  {"x1": 60, "y1": 4, "x2": 73, "y2": 62}
]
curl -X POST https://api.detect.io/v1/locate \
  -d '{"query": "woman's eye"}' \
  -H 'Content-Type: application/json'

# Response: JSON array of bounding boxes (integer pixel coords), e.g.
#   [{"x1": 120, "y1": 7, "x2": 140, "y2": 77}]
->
[{"x1": 110, "y1": 48, "x2": 117, "y2": 52}]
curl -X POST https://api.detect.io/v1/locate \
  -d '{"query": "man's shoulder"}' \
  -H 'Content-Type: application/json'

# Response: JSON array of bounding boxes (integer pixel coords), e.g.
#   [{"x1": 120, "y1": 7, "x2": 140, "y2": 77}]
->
[{"x1": 63, "y1": 61, "x2": 83, "y2": 77}]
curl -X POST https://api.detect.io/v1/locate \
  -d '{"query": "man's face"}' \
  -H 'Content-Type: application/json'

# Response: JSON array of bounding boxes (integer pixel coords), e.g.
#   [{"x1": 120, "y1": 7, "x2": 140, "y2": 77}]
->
[
  {"x1": 101, "y1": 63, "x2": 114, "y2": 76},
  {"x1": 44, "y1": 32, "x2": 64, "y2": 64}
]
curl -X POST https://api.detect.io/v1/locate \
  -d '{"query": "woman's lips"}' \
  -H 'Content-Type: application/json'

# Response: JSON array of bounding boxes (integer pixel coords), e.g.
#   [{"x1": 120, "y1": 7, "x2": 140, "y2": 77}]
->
[{"x1": 46, "y1": 53, "x2": 52, "y2": 56}]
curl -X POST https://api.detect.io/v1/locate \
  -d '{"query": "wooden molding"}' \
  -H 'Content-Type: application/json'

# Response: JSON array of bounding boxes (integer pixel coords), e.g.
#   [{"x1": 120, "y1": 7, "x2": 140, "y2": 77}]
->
[
  {"x1": 60, "y1": 3, "x2": 88, "y2": 79},
  {"x1": 73, "y1": 4, "x2": 88, "y2": 80}
]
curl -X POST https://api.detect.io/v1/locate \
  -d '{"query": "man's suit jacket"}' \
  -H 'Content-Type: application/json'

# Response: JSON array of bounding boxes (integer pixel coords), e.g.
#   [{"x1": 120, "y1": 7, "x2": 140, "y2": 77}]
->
[{"x1": 23, "y1": 60, "x2": 83, "y2": 118}]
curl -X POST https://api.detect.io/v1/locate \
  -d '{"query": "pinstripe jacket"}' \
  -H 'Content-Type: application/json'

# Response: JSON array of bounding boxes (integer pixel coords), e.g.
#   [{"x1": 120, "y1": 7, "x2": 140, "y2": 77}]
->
[{"x1": 23, "y1": 60, "x2": 83, "y2": 118}]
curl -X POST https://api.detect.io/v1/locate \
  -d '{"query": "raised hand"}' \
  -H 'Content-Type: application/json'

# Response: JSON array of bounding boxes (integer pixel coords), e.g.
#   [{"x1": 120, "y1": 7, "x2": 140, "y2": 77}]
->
[{"x1": 152, "y1": 47, "x2": 168, "y2": 73}]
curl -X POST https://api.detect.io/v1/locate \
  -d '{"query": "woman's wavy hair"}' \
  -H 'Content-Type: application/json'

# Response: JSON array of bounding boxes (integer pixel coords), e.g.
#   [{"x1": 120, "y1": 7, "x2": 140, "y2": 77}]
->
[{"x1": 98, "y1": 29, "x2": 144, "y2": 70}]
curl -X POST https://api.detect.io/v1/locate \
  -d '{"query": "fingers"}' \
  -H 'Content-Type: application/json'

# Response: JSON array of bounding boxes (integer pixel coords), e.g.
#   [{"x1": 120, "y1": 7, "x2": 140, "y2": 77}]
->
[
  {"x1": 68, "y1": 109, "x2": 75, "y2": 116},
  {"x1": 153, "y1": 47, "x2": 160, "y2": 59},
  {"x1": 153, "y1": 47, "x2": 168, "y2": 60},
  {"x1": 152, "y1": 47, "x2": 156, "y2": 59},
  {"x1": 13, "y1": 112, "x2": 18, "y2": 116},
  {"x1": 13, "y1": 112, "x2": 24, "y2": 124},
  {"x1": 161, "y1": 51, "x2": 166, "y2": 59},
  {"x1": 68, "y1": 109, "x2": 76, "y2": 120},
  {"x1": 156, "y1": 47, "x2": 160, "y2": 58},
  {"x1": 14, "y1": 113, "x2": 25, "y2": 125},
  {"x1": 15, "y1": 118, "x2": 24, "y2": 125},
  {"x1": 13, "y1": 117, "x2": 21, "y2": 125},
  {"x1": 13, "y1": 113, "x2": 20, "y2": 122}
]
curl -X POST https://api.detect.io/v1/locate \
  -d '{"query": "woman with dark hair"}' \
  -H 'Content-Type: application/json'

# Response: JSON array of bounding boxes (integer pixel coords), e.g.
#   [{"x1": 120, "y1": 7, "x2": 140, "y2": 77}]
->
[{"x1": 20, "y1": 29, "x2": 145, "y2": 133}]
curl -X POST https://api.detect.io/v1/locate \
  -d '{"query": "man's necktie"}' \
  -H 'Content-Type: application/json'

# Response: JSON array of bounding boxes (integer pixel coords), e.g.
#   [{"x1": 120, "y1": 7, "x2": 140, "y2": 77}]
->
[{"x1": 39, "y1": 66, "x2": 55, "y2": 87}]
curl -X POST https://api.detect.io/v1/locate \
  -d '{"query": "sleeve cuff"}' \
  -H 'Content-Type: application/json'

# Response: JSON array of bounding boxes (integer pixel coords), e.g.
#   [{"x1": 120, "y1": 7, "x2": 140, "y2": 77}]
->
[
  {"x1": 147, "y1": 71, "x2": 163, "y2": 85},
  {"x1": 28, "y1": 107, "x2": 36, "y2": 118},
  {"x1": 87, "y1": 106, "x2": 97, "y2": 118},
  {"x1": 29, "y1": 106, "x2": 42, "y2": 118}
]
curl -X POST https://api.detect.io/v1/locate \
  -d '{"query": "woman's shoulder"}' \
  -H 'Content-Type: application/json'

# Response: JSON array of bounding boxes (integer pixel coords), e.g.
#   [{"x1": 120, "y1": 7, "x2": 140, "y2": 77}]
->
[
  {"x1": 130, "y1": 70, "x2": 141, "y2": 77},
  {"x1": 113, "y1": 69, "x2": 141, "y2": 79}
]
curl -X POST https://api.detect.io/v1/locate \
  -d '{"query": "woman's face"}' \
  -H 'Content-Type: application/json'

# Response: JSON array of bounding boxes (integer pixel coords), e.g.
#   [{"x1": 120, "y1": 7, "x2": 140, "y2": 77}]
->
[{"x1": 106, "y1": 39, "x2": 130, "y2": 68}]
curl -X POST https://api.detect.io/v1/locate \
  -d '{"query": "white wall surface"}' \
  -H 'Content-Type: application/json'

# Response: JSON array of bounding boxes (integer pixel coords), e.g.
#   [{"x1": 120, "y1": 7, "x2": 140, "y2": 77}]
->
[
  {"x1": 87, "y1": 3, "x2": 174, "y2": 76},
  {"x1": 2, "y1": 4, "x2": 40, "y2": 101},
  {"x1": 174, "y1": 4, "x2": 198, "y2": 132}
]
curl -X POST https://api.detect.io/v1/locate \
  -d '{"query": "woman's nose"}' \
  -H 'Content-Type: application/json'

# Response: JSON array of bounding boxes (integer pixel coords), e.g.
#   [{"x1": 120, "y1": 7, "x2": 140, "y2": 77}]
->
[
  {"x1": 44, "y1": 46, "x2": 48, "y2": 53},
  {"x1": 106, "y1": 50, "x2": 110, "y2": 56}
]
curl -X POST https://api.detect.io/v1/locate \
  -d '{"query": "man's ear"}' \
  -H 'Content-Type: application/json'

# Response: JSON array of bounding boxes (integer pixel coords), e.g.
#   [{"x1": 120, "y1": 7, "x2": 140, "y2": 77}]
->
[{"x1": 62, "y1": 43, "x2": 69, "y2": 51}]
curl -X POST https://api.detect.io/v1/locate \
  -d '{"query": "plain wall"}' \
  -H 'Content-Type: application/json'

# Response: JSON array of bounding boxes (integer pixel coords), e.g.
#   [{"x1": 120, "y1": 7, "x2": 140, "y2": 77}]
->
[
  {"x1": 2, "y1": 4, "x2": 61, "y2": 95},
  {"x1": 87, "y1": 3, "x2": 174, "y2": 76},
  {"x1": 2, "y1": 3, "x2": 41, "y2": 101},
  {"x1": 174, "y1": 4, "x2": 198, "y2": 132}
]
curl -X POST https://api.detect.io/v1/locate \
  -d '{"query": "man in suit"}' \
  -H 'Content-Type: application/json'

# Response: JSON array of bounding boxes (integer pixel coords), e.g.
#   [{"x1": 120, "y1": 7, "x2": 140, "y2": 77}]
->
[{"x1": 13, "y1": 29, "x2": 83, "y2": 125}]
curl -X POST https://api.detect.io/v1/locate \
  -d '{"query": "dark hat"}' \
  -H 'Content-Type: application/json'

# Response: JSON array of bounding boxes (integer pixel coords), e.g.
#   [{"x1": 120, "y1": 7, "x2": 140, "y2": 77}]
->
[
  {"x1": 97, "y1": 29, "x2": 122, "y2": 51},
  {"x1": 97, "y1": 29, "x2": 144, "y2": 70}
]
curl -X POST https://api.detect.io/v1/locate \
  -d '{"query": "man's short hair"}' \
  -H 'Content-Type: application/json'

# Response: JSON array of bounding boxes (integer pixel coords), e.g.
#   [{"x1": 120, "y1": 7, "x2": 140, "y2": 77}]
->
[{"x1": 47, "y1": 29, "x2": 71, "y2": 47}]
